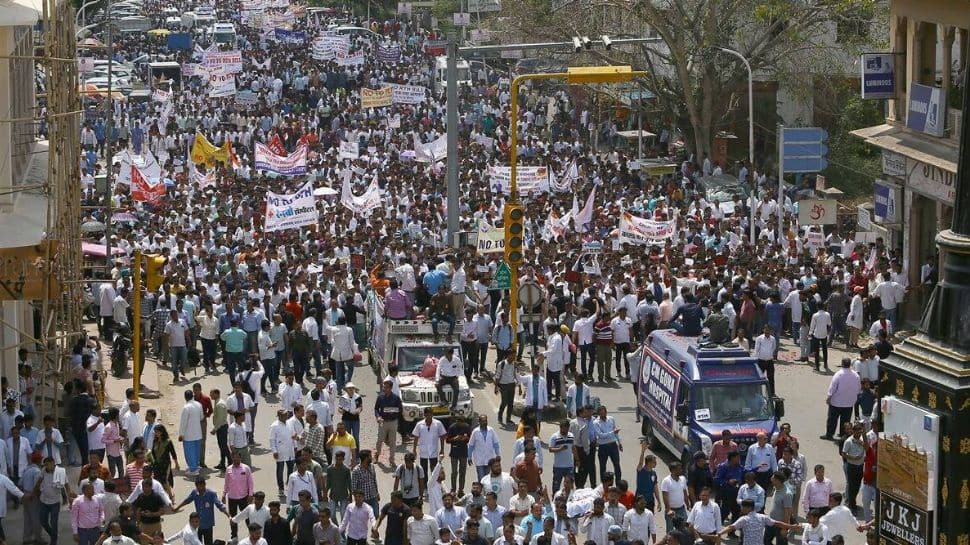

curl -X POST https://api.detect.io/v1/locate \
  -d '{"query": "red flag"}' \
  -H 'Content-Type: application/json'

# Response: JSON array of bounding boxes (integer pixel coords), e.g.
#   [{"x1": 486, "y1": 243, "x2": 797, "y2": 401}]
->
[
  {"x1": 269, "y1": 133, "x2": 286, "y2": 156},
  {"x1": 130, "y1": 164, "x2": 165, "y2": 205}
]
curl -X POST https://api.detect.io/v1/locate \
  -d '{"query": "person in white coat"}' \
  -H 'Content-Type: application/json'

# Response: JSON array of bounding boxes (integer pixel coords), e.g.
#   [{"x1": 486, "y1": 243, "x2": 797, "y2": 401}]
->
[
  {"x1": 517, "y1": 365, "x2": 549, "y2": 422},
  {"x1": 178, "y1": 390, "x2": 204, "y2": 475},
  {"x1": 846, "y1": 287, "x2": 865, "y2": 348},
  {"x1": 325, "y1": 317, "x2": 359, "y2": 391},
  {"x1": 268, "y1": 410, "x2": 296, "y2": 493},
  {"x1": 541, "y1": 324, "x2": 571, "y2": 402},
  {"x1": 5, "y1": 427, "x2": 33, "y2": 484}
]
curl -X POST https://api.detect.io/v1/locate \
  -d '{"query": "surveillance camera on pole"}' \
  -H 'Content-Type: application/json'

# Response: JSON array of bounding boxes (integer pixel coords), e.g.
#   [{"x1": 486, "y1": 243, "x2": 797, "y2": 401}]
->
[
  {"x1": 601, "y1": 35, "x2": 612, "y2": 50},
  {"x1": 572, "y1": 36, "x2": 582, "y2": 52}
]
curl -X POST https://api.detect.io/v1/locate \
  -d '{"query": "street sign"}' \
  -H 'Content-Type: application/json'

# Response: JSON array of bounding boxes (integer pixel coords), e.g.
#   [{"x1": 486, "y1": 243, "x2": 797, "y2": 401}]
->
[
  {"x1": 782, "y1": 127, "x2": 829, "y2": 174},
  {"x1": 494, "y1": 261, "x2": 512, "y2": 289},
  {"x1": 518, "y1": 282, "x2": 542, "y2": 311},
  {"x1": 453, "y1": 12, "x2": 470, "y2": 25},
  {"x1": 797, "y1": 199, "x2": 838, "y2": 225}
]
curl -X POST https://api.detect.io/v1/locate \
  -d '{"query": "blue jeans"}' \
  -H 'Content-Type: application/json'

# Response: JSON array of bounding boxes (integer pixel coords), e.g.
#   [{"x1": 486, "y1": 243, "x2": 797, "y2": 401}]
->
[
  {"x1": 664, "y1": 505, "x2": 687, "y2": 533},
  {"x1": 553, "y1": 466, "x2": 574, "y2": 494},
  {"x1": 886, "y1": 307, "x2": 898, "y2": 332},
  {"x1": 344, "y1": 418, "x2": 360, "y2": 455},
  {"x1": 183, "y1": 438, "x2": 201, "y2": 472},
  {"x1": 335, "y1": 360, "x2": 353, "y2": 391},
  {"x1": 78, "y1": 526, "x2": 101, "y2": 545},
  {"x1": 330, "y1": 499, "x2": 349, "y2": 523},
  {"x1": 170, "y1": 346, "x2": 188, "y2": 379},
  {"x1": 861, "y1": 483, "x2": 877, "y2": 521},
  {"x1": 224, "y1": 351, "x2": 244, "y2": 386},
  {"x1": 261, "y1": 357, "x2": 278, "y2": 392},
  {"x1": 40, "y1": 501, "x2": 60, "y2": 543},
  {"x1": 431, "y1": 313, "x2": 455, "y2": 337},
  {"x1": 476, "y1": 465, "x2": 490, "y2": 480}
]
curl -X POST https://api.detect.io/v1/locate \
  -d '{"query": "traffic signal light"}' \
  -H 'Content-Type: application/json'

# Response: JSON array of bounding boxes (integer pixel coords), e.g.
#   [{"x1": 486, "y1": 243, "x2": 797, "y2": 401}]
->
[
  {"x1": 504, "y1": 204, "x2": 525, "y2": 266},
  {"x1": 144, "y1": 254, "x2": 167, "y2": 291}
]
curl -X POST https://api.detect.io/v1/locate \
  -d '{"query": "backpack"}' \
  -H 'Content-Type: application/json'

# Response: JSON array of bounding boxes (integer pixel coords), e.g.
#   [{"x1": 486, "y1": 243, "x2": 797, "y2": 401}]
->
[{"x1": 240, "y1": 370, "x2": 255, "y2": 397}]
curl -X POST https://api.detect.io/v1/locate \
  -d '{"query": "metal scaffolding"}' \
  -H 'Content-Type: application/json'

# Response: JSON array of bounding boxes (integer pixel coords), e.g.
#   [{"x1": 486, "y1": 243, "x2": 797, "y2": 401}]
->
[{"x1": 36, "y1": 0, "x2": 84, "y2": 418}]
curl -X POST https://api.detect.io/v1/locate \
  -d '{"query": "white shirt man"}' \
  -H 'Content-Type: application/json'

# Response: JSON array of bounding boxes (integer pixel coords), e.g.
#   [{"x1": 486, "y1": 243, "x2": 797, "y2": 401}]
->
[
  {"x1": 610, "y1": 314, "x2": 633, "y2": 344},
  {"x1": 178, "y1": 398, "x2": 204, "y2": 442},
  {"x1": 406, "y1": 510, "x2": 440, "y2": 545},
  {"x1": 754, "y1": 333, "x2": 777, "y2": 361},
  {"x1": 435, "y1": 353, "x2": 464, "y2": 379},
  {"x1": 518, "y1": 372, "x2": 548, "y2": 410},
  {"x1": 268, "y1": 415, "x2": 297, "y2": 464},
  {"x1": 624, "y1": 505, "x2": 658, "y2": 544},
  {"x1": 687, "y1": 497, "x2": 722, "y2": 537},
  {"x1": 809, "y1": 308, "x2": 832, "y2": 340},
  {"x1": 412, "y1": 417, "x2": 447, "y2": 460},
  {"x1": 467, "y1": 423, "x2": 501, "y2": 469},
  {"x1": 112, "y1": 294, "x2": 130, "y2": 326},
  {"x1": 542, "y1": 332, "x2": 569, "y2": 374},
  {"x1": 278, "y1": 380, "x2": 303, "y2": 413}
]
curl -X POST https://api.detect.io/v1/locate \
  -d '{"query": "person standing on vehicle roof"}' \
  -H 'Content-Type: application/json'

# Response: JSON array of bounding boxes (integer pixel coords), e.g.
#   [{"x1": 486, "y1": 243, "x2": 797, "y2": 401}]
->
[{"x1": 436, "y1": 347, "x2": 463, "y2": 410}]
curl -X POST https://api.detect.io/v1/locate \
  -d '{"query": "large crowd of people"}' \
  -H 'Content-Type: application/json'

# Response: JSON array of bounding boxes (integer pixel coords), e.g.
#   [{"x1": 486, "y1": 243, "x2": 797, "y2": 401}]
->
[{"x1": 0, "y1": 1, "x2": 917, "y2": 544}]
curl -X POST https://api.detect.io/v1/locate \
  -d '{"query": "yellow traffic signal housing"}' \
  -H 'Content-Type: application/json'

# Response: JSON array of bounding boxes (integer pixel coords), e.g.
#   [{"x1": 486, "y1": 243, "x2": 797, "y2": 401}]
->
[
  {"x1": 144, "y1": 254, "x2": 167, "y2": 291},
  {"x1": 504, "y1": 204, "x2": 525, "y2": 266}
]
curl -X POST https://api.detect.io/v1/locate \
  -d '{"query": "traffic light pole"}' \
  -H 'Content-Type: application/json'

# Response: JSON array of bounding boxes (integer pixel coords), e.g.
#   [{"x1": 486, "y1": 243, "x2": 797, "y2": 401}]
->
[
  {"x1": 132, "y1": 250, "x2": 142, "y2": 400},
  {"x1": 506, "y1": 68, "x2": 645, "y2": 359},
  {"x1": 508, "y1": 72, "x2": 570, "y2": 359}
]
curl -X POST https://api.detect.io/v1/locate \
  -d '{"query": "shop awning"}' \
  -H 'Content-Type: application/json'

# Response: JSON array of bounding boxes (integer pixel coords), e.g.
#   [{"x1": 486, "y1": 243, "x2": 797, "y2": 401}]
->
[{"x1": 851, "y1": 123, "x2": 958, "y2": 173}]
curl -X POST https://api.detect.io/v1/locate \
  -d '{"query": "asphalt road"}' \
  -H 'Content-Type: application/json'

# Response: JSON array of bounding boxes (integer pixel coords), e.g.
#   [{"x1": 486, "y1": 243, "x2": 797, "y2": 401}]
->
[{"x1": 3, "y1": 332, "x2": 866, "y2": 544}]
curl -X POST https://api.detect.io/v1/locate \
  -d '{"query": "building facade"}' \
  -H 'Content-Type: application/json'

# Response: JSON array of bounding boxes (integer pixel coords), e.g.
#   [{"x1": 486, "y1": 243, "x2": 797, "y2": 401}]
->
[{"x1": 852, "y1": 0, "x2": 969, "y2": 308}]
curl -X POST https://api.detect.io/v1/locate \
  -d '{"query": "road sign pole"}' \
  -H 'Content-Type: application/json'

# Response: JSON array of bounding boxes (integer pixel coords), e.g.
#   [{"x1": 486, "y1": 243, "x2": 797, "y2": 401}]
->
[{"x1": 778, "y1": 124, "x2": 785, "y2": 238}]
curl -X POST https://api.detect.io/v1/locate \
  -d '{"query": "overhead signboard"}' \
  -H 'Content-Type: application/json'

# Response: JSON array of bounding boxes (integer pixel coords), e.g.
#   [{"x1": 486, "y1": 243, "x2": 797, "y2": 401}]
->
[
  {"x1": 881, "y1": 149, "x2": 906, "y2": 177},
  {"x1": 861, "y1": 53, "x2": 896, "y2": 99},
  {"x1": 781, "y1": 127, "x2": 829, "y2": 173},
  {"x1": 906, "y1": 157, "x2": 956, "y2": 205},
  {"x1": 874, "y1": 180, "x2": 901, "y2": 223}
]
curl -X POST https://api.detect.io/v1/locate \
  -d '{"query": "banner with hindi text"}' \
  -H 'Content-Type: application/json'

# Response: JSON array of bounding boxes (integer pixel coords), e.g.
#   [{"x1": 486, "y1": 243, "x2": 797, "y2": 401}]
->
[{"x1": 265, "y1": 180, "x2": 317, "y2": 232}]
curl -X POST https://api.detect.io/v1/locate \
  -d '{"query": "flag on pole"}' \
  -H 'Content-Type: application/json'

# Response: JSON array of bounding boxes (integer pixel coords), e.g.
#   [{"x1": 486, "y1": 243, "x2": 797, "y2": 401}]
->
[{"x1": 573, "y1": 187, "x2": 596, "y2": 233}]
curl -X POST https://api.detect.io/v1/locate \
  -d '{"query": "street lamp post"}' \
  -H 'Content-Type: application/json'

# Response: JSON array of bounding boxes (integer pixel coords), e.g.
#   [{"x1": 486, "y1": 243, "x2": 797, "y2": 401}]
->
[
  {"x1": 718, "y1": 47, "x2": 755, "y2": 243},
  {"x1": 506, "y1": 66, "x2": 645, "y2": 356},
  {"x1": 442, "y1": 36, "x2": 663, "y2": 248}
]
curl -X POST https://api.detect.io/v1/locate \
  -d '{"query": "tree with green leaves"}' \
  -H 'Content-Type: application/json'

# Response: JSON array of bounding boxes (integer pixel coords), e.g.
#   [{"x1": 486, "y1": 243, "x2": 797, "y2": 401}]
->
[{"x1": 494, "y1": 0, "x2": 882, "y2": 166}]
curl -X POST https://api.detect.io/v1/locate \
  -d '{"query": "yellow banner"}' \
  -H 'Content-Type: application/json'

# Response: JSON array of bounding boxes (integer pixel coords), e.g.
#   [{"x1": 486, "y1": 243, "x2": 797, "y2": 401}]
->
[
  {"x1": 361, "y1": 86, "x2": 393, "y2": 109},
  {"x1": 191, "y1": 131, "x2": 233, "y2": 166}
]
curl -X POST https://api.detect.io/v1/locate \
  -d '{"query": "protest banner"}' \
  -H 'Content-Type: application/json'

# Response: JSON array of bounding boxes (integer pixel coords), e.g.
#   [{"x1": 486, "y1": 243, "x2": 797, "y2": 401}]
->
[
  {"x1": 338, "y1": 141, "x2": 359, "y2": 160},
  {"x1": 255, "y1": 143, "x2": 308, "y2": 176},
  {"x1": 208, "y1": 70, "x2": 236, "y2": 98},
  {"x1": 487, "y1": 165, "x2": 550, "y2": 195},
  {"x1": 388, "y1": 83, "x2": 428, "y2": 104},
  {"x1": 361, "y1": 86, "x2": 393, "y2": 109},
  {"x1": 274, "y1": 28, "x2": 306, "y2": 44},
  {"x1": 472, "y1": 133, "x2": 495, "y2": 149},
  {"x1": 475, "y1": 222, "x2": 524, "y2": 254},
  {"x1": 617, "y1": 213, "x2": 677, "y2": 245},
  {"x1": 423, "y1": 39, "x2": 446, "y2": 55},
  {"x1": 415, "y1": 134, "x2": 448, "y2": 162},
  {"x1": 235, "y1": 90, "x2": 259, "y2": 107},
  {"x1": 335, "y1": 50, "x2": 365, "y2": 66},
  {"x1": 202, "y1": 50, "x2": 243, "y2": 73},
  {"x1": 265, "y1": 180, "x2": 317, "y2": 232},
  {"x1": 114, "y1": 150, "x2": 161, "y2": 186},
  {"x1": 311, "y1": 35, "x2": 349, "y2": 60},
  {"x1": 340, "y1": 173, "x2": 382, "y2": 216},
  {"x1": 376, "y1": 43, "x2": 401, "y2": 62},
  {"x1": 130, "y1": 165, "x2": 165, "y2": 205},
  {"x1": 152, "y1": 88, "x2": 171, "y2": 102}
]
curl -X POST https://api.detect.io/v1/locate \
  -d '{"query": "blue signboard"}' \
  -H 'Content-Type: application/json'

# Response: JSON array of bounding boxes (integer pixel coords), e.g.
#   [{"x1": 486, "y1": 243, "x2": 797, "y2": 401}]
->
[
  {"x1": 861, "y1": 53, "x2": 896, "y2": 99},
  {"x1": 782, "y1": 127, "x2": 829, "y2": 174},
  {"x1": 907, "y1": 83, "x2": 945, "y2": 137},
  {"x1": 874, "y1": 180, "x2": 899, "y2": 222},
  {"x1": 167, "y1": 33, "x2": 192, "y2": 51}
]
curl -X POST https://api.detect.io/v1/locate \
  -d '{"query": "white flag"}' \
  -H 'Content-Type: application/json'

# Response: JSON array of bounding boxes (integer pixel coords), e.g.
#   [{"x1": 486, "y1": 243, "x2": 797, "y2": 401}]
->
[{"x1": 573, "y1": 187, "x2": 596, "y2": 233}]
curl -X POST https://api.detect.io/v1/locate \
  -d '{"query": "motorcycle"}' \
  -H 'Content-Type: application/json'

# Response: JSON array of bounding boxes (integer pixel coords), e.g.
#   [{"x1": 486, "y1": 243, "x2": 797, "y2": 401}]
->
[{"x1": 111, "y1": 324, "x2": 132, "y2": 377}]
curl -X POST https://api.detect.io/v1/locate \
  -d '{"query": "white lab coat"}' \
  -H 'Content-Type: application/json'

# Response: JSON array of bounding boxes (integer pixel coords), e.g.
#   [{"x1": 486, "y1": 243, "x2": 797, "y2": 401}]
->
[
  {"x1": 847, "y1": 294, "x2": 864, "y2": 330},
  {"x1": 268, "y1": 420, "x2": 296, "y2": 461},
  {"x1": 4, "y1": 437, "x2": 32, "y2": 476}
]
